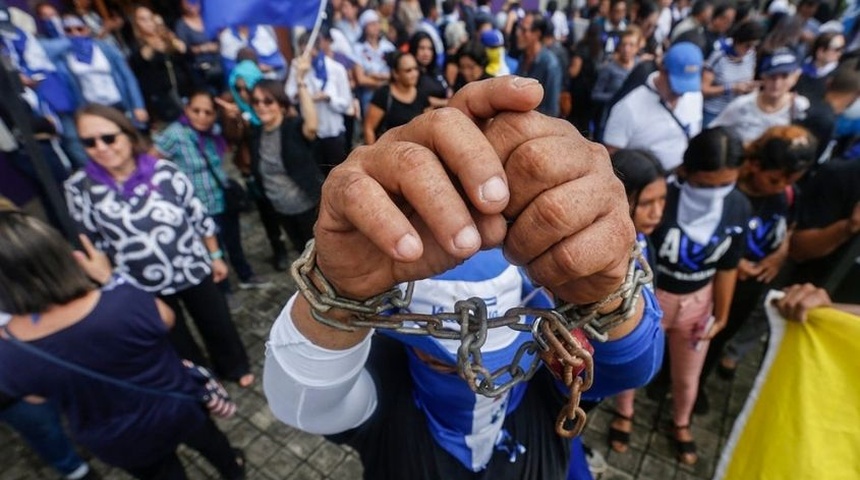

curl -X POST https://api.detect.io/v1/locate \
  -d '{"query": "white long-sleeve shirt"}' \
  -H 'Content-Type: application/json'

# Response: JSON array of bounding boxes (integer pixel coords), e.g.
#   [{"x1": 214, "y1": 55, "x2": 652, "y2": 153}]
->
[{"x1": 285, "y1": 55, "x2": 352, "y2": 139}]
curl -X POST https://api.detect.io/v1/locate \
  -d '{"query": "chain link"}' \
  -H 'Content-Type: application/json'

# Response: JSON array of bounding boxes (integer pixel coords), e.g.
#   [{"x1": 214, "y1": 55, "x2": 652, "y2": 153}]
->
[{"x1": 291, "y1": 240, "x2": 650, "y2": 438}]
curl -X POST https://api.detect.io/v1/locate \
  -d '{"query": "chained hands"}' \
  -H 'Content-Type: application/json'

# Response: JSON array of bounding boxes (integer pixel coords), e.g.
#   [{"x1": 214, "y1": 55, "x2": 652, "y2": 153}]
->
[{"x1": 314, "y1": 76, "x2": 634, "y2": 307}]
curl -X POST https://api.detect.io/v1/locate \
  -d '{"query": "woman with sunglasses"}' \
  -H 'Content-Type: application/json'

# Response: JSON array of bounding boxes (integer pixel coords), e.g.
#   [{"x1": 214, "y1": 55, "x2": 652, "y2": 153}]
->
[
  {"x1": 796, "y1": 31, "x2": 845, "y2": 100},
  {"x1": 64, "y1": 104, "x2": 255, "y2": 389},
  {"x1": 155, "y1": 90, "x2": 268, "y2": 293},
  {"x1": 0, "y1": 209, "x2": 245, "y2": 479},
  {"x1": 363, "y1": 51, "x2": 430, "y2": 145},
  {"x1": 249, "y1": 60, "x2": 323, "y2": 256}
]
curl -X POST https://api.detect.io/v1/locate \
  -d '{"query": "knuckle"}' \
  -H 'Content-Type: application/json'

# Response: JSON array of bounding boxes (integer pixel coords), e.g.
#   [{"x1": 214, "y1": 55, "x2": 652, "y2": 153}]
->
[
  {"x1": 532, "y1": 193, "x2": 572, "y2": 234},
  {"x1": 551, "y1": 241, "x2": 589, "y2": 279}
]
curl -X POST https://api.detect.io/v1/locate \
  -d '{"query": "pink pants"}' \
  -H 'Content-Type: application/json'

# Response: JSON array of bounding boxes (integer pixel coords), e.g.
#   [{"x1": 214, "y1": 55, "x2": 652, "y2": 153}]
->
[{"x1": 657, "y1": 283, "x2": 714, "y2": 426}]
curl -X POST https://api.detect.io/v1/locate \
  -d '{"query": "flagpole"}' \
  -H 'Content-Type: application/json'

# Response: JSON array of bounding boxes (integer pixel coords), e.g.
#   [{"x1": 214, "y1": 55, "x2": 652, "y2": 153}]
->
[{"x1": 300, "y1": 0, "x2": 328, "y2": 59}]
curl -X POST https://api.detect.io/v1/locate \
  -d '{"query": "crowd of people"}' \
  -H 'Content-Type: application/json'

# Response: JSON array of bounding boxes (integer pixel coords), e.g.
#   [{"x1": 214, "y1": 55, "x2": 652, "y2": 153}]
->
[{"x1": 1, "y1": 0, "x2": 860, "y2": 479}]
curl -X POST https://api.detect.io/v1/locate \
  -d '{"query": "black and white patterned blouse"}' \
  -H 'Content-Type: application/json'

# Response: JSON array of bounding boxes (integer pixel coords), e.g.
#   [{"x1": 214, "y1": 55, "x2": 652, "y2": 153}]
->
[{"x1": 65, "y1": 159, "x2": 217, "y2": 295}]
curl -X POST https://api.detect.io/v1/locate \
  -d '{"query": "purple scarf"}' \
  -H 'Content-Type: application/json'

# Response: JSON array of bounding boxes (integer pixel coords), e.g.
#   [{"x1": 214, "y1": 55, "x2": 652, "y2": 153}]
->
[
  {"x1": 178, "y1": 114, "x2": 227, "y2": 159},
  {"x1": 84, "y1": 153, "x2": 158, "y2": 198}
]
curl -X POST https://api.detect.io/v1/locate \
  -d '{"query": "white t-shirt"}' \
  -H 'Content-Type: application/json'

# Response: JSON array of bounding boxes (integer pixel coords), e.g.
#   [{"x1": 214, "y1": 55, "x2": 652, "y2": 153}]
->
[
  {"x1": 709, "y1": 92, "x2": 810, "y2": 144},
  {"x1": 603, "y1": 72, "x2": 703, "y2": 171}
]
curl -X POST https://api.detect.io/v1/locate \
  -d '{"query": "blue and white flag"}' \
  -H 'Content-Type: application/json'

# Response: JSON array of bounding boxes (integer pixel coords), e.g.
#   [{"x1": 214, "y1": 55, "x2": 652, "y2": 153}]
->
[{"x1": 202, "y1": 0, "x2": 323, "y2": 37}]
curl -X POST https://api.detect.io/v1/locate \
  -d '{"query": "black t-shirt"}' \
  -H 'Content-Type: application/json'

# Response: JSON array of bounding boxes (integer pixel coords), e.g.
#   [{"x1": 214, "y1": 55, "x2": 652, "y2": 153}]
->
[
  {"x1": 744, "y1": 187, "x2": 795, "y2": 262},
  {"x1": 796, "y1": 98, "x2": 836, "y2": 162},
  {"x1": 792, "y1": 160, "x2": 860, "y2": 288},
  {"x1": 417, "y1": 72, "x2": 447, "y2": 100},
  {"x1": 371, "y1": 86, "x2": 430, "y2": 132},
  {"x1": 651, "y1": 183, "x2": 751, "y2": 294}
]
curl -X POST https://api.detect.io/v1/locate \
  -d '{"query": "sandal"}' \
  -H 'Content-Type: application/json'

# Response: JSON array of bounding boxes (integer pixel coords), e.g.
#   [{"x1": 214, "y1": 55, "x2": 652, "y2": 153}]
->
[
  {"x1": 238, "y1": 373, "x2": 255, "y2": 388},
  {"x1": 231, "y1": 448, "x2": 246, "y2": 480},
  {"x1": 672, "y1": 424, "x2": 698, "y2": 465},
  {"x1": 608, "y1": 411, "x2": 634, "y2": 453},
  {"x1": 717, "y1": 358, "x2": 737, "y2": 380}
]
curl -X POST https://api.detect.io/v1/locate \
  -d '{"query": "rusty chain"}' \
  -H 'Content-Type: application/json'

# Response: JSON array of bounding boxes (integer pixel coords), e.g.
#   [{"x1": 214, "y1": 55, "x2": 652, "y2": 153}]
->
[{"x1": 291, "y1": 240, "x2": 651, "y2": 438}]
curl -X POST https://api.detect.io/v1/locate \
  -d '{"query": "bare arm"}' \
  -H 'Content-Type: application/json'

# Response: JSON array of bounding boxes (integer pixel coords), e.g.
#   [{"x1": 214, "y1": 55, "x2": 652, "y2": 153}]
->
[
  {"x1": 790, "y1": 205, "x2": 859, "y2": 262},
  {"x1": 354, "y1": 64, "x2": 387, "y2": 88},
  {"x1": 704, "y1": 268, "x2": 738, "y2": 339},
  {"x1": 155, "y1": 298, "x2": 175, "y2": 329},
  {"x1": 363, "y1": 103, "x2": 385, "y2": 145}
]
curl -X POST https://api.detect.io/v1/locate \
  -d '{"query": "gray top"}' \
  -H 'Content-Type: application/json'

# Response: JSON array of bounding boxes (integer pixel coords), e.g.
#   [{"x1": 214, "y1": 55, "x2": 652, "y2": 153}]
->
[{"x1": 259, "y1": 127, "x2": 314, "y2": 215}]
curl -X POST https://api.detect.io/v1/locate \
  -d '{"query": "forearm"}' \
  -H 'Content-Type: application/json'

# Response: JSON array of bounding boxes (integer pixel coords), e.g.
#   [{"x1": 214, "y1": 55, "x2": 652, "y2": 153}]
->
[
  {"x1": 203, "y1": 235, "x2": 220, "y2": 254},
  {"x1": 701, "y1": 81, "x2": 728, "y2": 98},
  {"x1": 264, "y1": 294, "x2": 376, "y2": 434},
  {"x1": 790, "y1": 220, "x2": 854, "y2": 262},
  {"x1": 713, "y1": 269, "x2": 738, "y2": 323},
  {"x1": 297, "y1": 83, "x2": 318, "y2": 136}
]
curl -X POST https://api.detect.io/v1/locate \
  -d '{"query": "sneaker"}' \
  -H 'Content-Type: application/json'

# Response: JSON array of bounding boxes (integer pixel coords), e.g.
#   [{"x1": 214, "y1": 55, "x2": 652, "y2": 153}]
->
[
  {"x1": 238, "y1": 275, "x2": 272, "y2": 290},
  {"x1": 583, "y1": 444, "x2": 608, "y2": 476}
]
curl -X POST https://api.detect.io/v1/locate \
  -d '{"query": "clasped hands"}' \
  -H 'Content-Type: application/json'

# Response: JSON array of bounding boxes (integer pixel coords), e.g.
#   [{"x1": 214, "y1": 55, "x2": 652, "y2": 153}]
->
[{"x1": 315, "y1": 77, "x2": 635, "y2": 308}]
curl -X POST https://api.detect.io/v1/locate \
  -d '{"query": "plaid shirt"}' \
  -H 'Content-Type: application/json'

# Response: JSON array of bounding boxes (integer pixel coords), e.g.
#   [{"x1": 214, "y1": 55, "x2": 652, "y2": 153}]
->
[{"x1": 155, "y1": 122, "x2": 227, "y2": 215}]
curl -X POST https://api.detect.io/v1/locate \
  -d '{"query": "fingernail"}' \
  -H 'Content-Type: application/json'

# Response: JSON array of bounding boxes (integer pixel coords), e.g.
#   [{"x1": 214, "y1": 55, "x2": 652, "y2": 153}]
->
[
  {"x1": 480, "y1": 176, "x2": 508, "y2": 203},
  {"x1": 395, "y1": 233, "x2": 422, "y2": 259},
  {"x1": 453, "y1": 225, "x2": 480, "y2": 251},
  {"x1": 512, "y1": 76, "x2": 540, "y2": 88}
]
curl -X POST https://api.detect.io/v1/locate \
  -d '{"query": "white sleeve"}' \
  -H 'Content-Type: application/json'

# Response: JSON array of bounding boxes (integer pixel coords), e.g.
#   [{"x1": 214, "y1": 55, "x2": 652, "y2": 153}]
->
[
  {"x1": 263, "y1": 293, "x2": 378, "y2": 435},
  {"x1": 602, "y1": 100, "x2": 633, "y2": 149}
]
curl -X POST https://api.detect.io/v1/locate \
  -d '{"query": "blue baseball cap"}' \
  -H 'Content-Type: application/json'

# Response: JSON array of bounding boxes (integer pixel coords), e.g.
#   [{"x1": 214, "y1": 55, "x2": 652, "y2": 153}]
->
[
  {"x1": 663, "y1": 42, "x2": 703, "y2": 94},
  {"x1": 759, "y1": 48, "x2": 800, "y2": 76}
]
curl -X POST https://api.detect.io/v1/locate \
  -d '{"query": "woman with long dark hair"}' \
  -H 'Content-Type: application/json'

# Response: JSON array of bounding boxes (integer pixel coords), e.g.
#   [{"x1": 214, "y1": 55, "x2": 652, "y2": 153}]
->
[
  {"x1": 606, "y1": 149, "x2": 668, "y2": 454},
  {"x1": 409, "y1": 31, "x2": 449, "y2": 108}
]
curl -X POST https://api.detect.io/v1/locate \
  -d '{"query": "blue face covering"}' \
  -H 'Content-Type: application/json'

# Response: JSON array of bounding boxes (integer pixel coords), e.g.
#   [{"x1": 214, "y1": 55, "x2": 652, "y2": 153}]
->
[
  {"x1": 69, "y1": 36, "x2": 94, "y2": 63},
  {"x1": 312, "y1": 51, "x2": 327, "y2": 89},
  {"x1": 38, "y1": 17, "x2": 63, "y2": 39}
]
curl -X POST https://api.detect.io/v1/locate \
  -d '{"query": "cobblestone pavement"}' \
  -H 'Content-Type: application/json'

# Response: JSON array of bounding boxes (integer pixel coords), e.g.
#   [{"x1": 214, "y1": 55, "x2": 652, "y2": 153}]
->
[{"x1": 1, "y1": 207, "x2": 764, "y2": 480}]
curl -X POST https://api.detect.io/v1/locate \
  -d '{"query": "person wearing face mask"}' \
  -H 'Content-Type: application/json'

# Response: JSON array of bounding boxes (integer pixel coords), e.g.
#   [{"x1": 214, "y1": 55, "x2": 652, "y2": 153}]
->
[
  {"x1": 1, "y1": 3, "x2": 85, "y2": 167},
  {"x1": 647, "y1": 127, "x2": 749, "y2": 465},
  {"x1": 34, "y1": 2, "x2": 65, "y2": 40},
  {"x1": 710, "y1": 48, "x2": 809, "y2": 144},
  {"x1": 40, "y1": 15, "x2": 148, "y2": 129},
  {"x1": 697, "y1": 126, "x2": 816, "y2": 411},
  {"x1": 286, "y1": 29, "x2": 353, "y2": 176}
]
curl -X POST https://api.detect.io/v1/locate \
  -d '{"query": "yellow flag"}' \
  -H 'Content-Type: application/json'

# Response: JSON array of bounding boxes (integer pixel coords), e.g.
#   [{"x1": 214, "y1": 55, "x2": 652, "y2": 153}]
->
[{"x1": 715, "y1": 292, "x2": 860, "y2": 480}]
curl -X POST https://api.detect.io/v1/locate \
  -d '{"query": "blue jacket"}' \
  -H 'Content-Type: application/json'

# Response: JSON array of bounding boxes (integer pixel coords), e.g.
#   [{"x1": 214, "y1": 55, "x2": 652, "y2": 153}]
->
[{"x1": 39, "y1": 37, "x2": 145, "y2": 113}]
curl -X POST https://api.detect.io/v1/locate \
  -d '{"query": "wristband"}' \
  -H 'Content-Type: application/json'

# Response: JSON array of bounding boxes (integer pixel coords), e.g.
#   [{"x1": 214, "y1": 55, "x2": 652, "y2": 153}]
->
[
  {"x1": 724, "y1": 83, "x2": 731, "y2": 95},
  {"x1": 210, "y1": 249, "x2": 224, "y2": 260}
]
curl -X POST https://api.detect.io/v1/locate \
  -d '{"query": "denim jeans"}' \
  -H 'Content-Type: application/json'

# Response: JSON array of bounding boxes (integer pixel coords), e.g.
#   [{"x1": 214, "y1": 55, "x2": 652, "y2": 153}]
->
[{"x1": 0, "y1": 400, "x2": 85, "y2": 476}]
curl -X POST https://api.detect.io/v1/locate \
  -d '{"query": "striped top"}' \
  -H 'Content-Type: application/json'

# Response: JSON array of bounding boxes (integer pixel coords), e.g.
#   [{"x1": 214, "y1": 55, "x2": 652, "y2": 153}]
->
[
  {"x1": 703, "y1": 47, "x2": 757, "y2": 117},
  {"x1": 155, "y1": 122, "x2": 227, "y2": 216}
]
